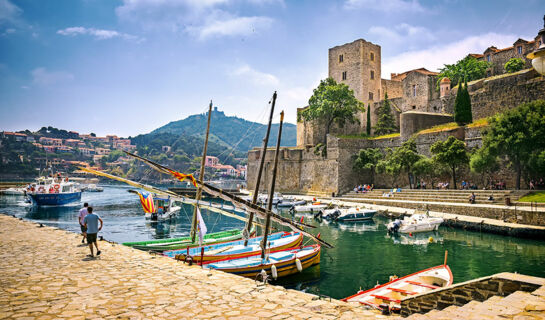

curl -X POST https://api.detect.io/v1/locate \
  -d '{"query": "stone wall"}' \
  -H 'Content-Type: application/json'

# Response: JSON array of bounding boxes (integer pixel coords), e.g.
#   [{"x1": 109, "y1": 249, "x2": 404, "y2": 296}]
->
[
  {"x1": 399, "y1": 72, "x2": 440, "y2": 113},
  {"x1": 381, "y1": 78, "x2": 403, "y2": 99},
  {"x1": 400, "y1": 112, "x2": 454, "y2": 141},
  {"x1": 401, "y1": 273, "x2": 544, "y2": 316}
]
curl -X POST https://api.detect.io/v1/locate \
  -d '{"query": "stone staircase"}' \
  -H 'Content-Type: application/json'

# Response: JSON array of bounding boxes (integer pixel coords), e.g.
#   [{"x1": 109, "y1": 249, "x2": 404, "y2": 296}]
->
[
  {"x1": 396, "y1": 273, "x2": 545, "y2": 319},
  {"x1": 342, "y1": 189, "x2": 527, "y2": 205},
  {"x1": 404, "y1": 287, "x2": 545, "y2": 319}
]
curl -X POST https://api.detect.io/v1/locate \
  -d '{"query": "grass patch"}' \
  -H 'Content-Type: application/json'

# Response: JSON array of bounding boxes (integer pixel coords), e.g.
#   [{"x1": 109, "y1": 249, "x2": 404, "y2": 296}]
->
[
  {"x1": 467, "y1": 118, "x2": 488, "y2": 128},
  {"x1": 337, "y1": 133, "x2": 370, "y2": 139},
  {"x1": 369, "y1": 133, "x2": 400, "y2": 140},
  {"x1": 518, "y1": 191, "x2": 545, "y2": 203},
  {"x1": 418, "y1": 122, "x2": 460, "y2": 134}
]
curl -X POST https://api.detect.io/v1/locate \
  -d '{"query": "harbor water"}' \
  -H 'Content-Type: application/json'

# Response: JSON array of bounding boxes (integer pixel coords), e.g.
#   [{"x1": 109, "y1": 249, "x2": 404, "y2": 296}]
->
[{"x1": 1, "y1": 185, "x2": 544, "y2": 300}]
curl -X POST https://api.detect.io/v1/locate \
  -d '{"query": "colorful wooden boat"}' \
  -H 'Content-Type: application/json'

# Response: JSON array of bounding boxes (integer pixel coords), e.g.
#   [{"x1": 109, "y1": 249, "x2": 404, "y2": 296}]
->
[
  {"x1": 342, "y1": 264, "x2": 453, "y2": 312},
  {"x1": 163, "y1": 231, "x2": 302, "y2": 263},
  {"x1": 203, "y1": 244, "x2": 321, "y2": 279},
  {"x1": 122, "y1": 229, "x2": 244, "y2": 252}
]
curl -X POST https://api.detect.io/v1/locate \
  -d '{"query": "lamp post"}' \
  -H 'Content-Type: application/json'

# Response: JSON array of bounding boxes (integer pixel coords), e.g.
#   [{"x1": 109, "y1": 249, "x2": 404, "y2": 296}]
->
[{"x1": 527, "y1": 15, "x2": 545, "y2": 76}]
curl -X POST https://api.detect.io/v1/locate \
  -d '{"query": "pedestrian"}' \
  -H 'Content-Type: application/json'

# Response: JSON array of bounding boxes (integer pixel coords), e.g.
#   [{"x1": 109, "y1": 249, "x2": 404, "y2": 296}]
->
[
  {"x1": 78, "y1": 202, "x2": 89, "y2": 244},
  {"x1": 83, "y1": 206, "x2": 103, "y2": 257}
]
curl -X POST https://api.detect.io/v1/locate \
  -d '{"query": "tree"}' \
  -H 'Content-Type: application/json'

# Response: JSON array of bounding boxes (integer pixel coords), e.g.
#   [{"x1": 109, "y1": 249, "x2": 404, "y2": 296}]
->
[
  {"x1": 353, "y1": 148, "x2": 382, "y2": 184},
  {"x1": 366, "y1": 104, "x2": 371, "y2": 135},
  {"x1": 430, "y1": 136, "x2": 469, "y2": 189},
  {"x1": 504, "y1": 58, "x2": 525, "y2": 73},
  {"x1": 469, "y1": 147, "x2": 499, "y2": 187},
  {"x1": 376, "y1": 149, "x2": 402, "y2": 188},
  {"x1": 480, "y1": 100, "x2": 545, "y2": 189},
  {"x1": 412, "y1": 156, "x2": 449, "y2": 188},
  {"x1": 437, "y1": 55, "x2": 491, "y2": 88},
  {"x1": 389, "y1": 138, "x2": 421, "y2": 188},
  {"x1": 374, "y1": 92, "x2": 397, "y2": 135},
  {"x1": 298, "y1": 78, "x2": 362, "y2": 148},
  {"x1": 454, "y1": 80, "x2": 472, "y2": 125}
]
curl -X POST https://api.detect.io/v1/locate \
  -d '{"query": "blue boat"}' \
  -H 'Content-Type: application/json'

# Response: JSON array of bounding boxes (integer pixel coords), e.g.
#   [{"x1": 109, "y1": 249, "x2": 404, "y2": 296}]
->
[{"x1": 27, "y1": 176, "x2": 81, "y2": 206}]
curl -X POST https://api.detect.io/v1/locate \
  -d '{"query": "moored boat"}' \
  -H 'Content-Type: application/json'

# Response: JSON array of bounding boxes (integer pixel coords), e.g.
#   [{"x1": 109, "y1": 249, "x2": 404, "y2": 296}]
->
[
  {"x1": 387, "y1": 213, "x2": 443, "y2": 234},
  {"x1": 122, "y1": 229, "x2": 245, "y2": 252},
  {"x1": 316, "y1": 207, "x2": 376, "y2": 221},
  {"x1": 291, "y1": 202, "x2": 329, "y2": 213},
  {"x1": 203, "y1": 244, "x2": 321, "y2": 279},
  {"x1": 342, "y1": 264, "x2": 453, "y2": 312},
  {"x1": 277, "y1": 199, "x2": 307, "y2": 208},
  {"x1": 163, "y1": 231, "x2": 303, "y2": 263}
]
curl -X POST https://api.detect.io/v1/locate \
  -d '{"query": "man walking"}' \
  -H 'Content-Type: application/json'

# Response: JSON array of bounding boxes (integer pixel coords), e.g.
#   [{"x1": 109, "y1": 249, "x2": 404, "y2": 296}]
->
[
  {"x1": 78, "y1": 203, "x2": 89, "y2": 244},
  {"x1": 83, "y1": 206, "x2": 103, "y2": 257}
]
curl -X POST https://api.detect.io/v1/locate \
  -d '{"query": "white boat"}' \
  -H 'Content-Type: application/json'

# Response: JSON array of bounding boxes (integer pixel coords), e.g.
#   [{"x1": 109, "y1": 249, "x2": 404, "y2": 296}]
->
[
  {"x1": 343, "y1": 264, "x2": 453, "y2": 312},
  {"x1": 27, "y1": 176, "x2": 81, "y2": 206},
  {"x1": 0, "y1": 187, "x2": 26, "y2": 196},
  {"x1": 145, "y1": 196, "x2": 181, "y2": 221},
  {"x1": 291, "y1": 202, "x2": 329, "y2": 213},
  {"x1": 387, "y1": 214, "x2": 443, "y2": 234},
  {"x1": 258, "y1": 192, "x2": 283, "y2": 205},
  {"x1": 83, "y1": 184, "x2": 104, "y2": 192},
  {"x1": 277, "y1": 199, "x2": 307, "y2": 208}
]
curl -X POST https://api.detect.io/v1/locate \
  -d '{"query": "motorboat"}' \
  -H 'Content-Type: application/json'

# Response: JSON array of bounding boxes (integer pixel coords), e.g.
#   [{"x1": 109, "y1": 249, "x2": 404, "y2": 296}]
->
[
  {"x1": 387, "y1": 213, "x2": 443, "y2": 234},
  {"x1": 276, "y1": 199, "x2": 307, "y2": 208},
  {"x1": 83, "y1": 184, "x2": 104, "y2": 192},
  {"x1": 315, "y1": 207, "x2": 376, "y2": 221},
  {"x1": 343, "y1": 264, "x2": 453, "y2": 312},
  {"x1": 291, "y1": 202, "x2": 329, "y2": 213},
  {"x1": 27, "y1": 176, "x2": 81, "y2": 206},
  {"x1": 0, "y1": 187, "x2": 26, "y2": 196},
  {"x1": 258, "y1": 192, "x2": 283, "y2": 205},
  {"x1": 145, "y1": 196, "x2": 181, "y2": 221}
]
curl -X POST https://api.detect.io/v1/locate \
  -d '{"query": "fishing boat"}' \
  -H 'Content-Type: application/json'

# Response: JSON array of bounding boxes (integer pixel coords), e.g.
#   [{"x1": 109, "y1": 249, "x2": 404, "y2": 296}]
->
[
  {"x1": 122, "y1": 229, "x2": 245, "y2": 252},
  {"x1": 290, "y1": 202, "x2": 329, "y2": 213},
  {"x1": 316, "y1": 207, "x2": 376, "y2": 221},
  {"x1": 27, "y1": 176, "x2": 81, "y2": 206},
  {"x1": 164, "y1": 231, "x2": 302, "y2": 263},
  {"x1": 203, "y1": 244, "x2": 321, "y2": 279},
  {"x1": 387, "y1": 213, "x2": 443, "y2": 234},
  {"x1": 342, "y1": 264, "x2": 453, "y2": 312}
]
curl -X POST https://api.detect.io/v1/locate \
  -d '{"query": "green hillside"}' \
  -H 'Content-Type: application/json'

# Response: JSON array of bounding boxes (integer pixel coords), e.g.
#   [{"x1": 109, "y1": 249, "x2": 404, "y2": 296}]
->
[{"x1": 150, "y1": 109, "x2": 297, "y2": 152}]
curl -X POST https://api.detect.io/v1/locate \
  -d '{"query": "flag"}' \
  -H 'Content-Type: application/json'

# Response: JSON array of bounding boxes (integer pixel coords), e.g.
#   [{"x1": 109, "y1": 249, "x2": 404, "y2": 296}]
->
[
  {"x1": 137, "y1": 192, "x2": 156, "y2": 213},
  {"x1": 196, "y1": 207, "x2": 207, "y2": 246},
  {"x1": 168, "y1": 169, "x2": 198, "y2": 187}
]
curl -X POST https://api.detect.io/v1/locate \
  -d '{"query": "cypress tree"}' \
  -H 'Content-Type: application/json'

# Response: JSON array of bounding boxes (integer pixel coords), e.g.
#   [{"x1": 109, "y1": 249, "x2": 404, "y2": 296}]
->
[
  {"x1": 366, "y1": 103, "x2": 371, "y2": 135},
  {"x1": 454, "y1": 80, "x2": 464, "y2": 125},
  {"x1": 373, "y1": 92, "x2": 397, "y2": 135},
  {"x1": 462, "y1": 78, "x2": 472, "y2": 123}
]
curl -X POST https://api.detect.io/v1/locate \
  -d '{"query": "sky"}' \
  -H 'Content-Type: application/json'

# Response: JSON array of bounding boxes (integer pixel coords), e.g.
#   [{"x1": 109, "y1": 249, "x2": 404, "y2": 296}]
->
[{"x1": 0, "y1": 0, "x2": 543, "y2": 137}]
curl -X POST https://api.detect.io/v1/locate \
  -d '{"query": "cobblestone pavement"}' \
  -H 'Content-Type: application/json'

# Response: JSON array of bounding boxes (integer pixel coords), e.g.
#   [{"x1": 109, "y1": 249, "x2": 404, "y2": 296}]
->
[{"x1": 0, "y1": 214, "x2": 385, "y2": 320}]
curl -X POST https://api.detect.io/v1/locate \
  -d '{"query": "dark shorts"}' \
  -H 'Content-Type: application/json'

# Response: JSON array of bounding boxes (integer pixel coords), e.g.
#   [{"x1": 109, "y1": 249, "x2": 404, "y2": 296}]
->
[
  {"x1": 86, "y1": 233, "x2": 97, "y2": 244},
  {"x1": 80, "y1": 225, "x2": 87, "y2": 233}
]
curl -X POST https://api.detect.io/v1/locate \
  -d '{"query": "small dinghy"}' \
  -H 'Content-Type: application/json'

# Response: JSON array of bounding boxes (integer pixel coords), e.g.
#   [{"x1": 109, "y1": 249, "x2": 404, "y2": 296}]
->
[
  {"x1": 203, "y1": 244, "x2": 321, "y2": 279},
  {"x1": 343, "y1": 264, "x2": 453, "y2": 312},
  {"x1": 163, "y1": 231, "x2": 303, "y2": 263},
  {"x1": 387, "y1": 213, "x2": 443, "y2": 234}
]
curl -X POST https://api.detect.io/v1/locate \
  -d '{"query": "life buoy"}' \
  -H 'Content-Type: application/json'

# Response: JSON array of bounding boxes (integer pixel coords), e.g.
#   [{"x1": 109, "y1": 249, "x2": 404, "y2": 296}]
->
[
  {"x1": 37, "y1": 186, "x2": 45, "y2": 193},
  {"x1": 54, "y1": 184, "x2": 60, "y2": 191}
]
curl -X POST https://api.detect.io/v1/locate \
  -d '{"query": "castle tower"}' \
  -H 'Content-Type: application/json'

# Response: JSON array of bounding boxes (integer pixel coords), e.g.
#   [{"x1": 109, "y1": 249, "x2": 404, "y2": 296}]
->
[
  {"x1": 328, "y1": 39, "x2": 382, "y2": 132},
  {"x1": 440, "y1": 77, "x2": 451, "y2": 98}
]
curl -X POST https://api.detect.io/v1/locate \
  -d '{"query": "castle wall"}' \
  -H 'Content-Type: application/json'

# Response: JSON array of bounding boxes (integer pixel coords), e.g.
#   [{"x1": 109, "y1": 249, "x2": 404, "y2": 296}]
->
[
  {"x1": 400, "y1": 112, "x2": 454, "y2": 141},
  {"x1": 381, "y1": 79, "x2": 403, "y2": 99},
  {"x1": 400, "y1": 72, "x2": 439, "y2": 113}
]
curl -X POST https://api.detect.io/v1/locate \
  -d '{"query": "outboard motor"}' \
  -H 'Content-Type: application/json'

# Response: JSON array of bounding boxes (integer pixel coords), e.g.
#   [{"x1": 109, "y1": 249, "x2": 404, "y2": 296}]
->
[
  {"x1": 314, "y1": 209, "x2": 324, "y2": 220},
  {"x1": 387, "y1": 219, "x2": 401, "y2": 233},
  {"x1": 151, "y1": 212, "x2": 158, "y2": 221},
  {"x1": 331, "y1": 210, "x2": 341, "y2": 221}
]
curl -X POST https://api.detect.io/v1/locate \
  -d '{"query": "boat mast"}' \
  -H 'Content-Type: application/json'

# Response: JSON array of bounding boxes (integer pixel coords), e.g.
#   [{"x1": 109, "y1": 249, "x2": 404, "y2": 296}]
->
[
  {"x1": 190, "y1": 101, "x2": 213, "y2": 243},
  {"x1": 244, "y1": 91, "x2": 277, "y2": 245},
  {"x1": 261, "y1": 111, "x2": 284, "y2": 259}
]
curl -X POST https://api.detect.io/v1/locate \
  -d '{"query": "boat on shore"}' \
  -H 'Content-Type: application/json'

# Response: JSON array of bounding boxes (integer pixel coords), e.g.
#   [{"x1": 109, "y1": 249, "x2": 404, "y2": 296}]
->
[
  {"x1": 164, "y1": 231, "x2": 303, "y2": 263},
  {"x1": 27, "y1": 176, "x2": 81, "y2": 206},
  {"x1": 123, "y1": 229, "x2": 245, "y2": 252},
  {"x1": 342, "y1": 264, "x2": 453, "y2": 312},
  {"x1": 203, "y1": 244, "x2": 321, "y2": 279},
  {"x1": 387, "y1": 213, "x2": 443, "y2": 234}
]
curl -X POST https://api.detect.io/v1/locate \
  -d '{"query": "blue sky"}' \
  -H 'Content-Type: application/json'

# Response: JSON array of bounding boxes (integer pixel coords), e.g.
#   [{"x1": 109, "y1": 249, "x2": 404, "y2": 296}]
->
[{"x1": 0, "y1": 0, "x2": 543, "y2": 137}]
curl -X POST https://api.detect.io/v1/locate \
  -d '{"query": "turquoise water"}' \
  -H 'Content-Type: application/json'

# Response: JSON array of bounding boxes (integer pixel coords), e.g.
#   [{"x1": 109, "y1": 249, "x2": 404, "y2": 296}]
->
[{"x1": 1, "y1": 185, "x2": 544, "y2": 299}]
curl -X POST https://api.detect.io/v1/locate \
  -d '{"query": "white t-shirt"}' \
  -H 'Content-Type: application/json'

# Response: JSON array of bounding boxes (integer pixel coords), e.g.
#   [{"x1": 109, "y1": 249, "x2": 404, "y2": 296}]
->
[{"x1": 78, "y1": 207, "x2": 88, "y2": 225}]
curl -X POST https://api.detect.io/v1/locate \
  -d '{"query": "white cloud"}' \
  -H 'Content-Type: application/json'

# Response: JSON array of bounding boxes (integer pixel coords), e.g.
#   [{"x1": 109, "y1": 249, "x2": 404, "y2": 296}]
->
[
  {"x1": 31, "y1": 68, "x2": 74, "y2": 86},
  {"x1": 57, "y1": 27, "x2": 144, "y2": 42},
  {"x1": 344, "y1": 0, "x2": 426, "y2": 12},
  {"x1": 116, "y1": 0, "x2": 275, "y2": 39},
  {"x1": 197, "y1": 16, "x2": 273, "y2": 39},
  {"x1": 0, "y1": 0, "x2": 22, "y2": 26},
  {"x1": 231, "y1": 65, "x2": 279, "y2": 86},
  {"x1": 369, "y1": 23, "x2": 435, "y2": 43},
  {"x1": 381, "y1": 33, "x2": 518, "y2": 79}
]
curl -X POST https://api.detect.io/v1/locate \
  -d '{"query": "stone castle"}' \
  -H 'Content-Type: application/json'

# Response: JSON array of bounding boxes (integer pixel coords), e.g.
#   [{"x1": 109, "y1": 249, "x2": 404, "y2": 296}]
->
[{"x1": 248, "y1": 26, "x2": 545, "y2": 195}]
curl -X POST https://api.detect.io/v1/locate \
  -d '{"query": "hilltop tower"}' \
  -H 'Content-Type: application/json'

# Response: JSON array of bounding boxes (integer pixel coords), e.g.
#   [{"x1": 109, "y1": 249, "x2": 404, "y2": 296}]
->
[{"x1": 328, "y1": 39, "x2": 382, "y2": 132}]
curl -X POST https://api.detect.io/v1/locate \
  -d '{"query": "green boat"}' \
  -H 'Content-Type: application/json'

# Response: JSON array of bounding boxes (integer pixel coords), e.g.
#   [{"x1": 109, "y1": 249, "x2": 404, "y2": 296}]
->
[{"x1": 122, "y1": 229, "x2": 244, "y2": 252}]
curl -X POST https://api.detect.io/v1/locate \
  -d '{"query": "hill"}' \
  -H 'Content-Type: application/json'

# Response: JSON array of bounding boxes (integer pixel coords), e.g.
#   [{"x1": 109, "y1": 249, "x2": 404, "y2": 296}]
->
[{"x1": 150, "y1": 108, "x2": 297, "y2": 152}]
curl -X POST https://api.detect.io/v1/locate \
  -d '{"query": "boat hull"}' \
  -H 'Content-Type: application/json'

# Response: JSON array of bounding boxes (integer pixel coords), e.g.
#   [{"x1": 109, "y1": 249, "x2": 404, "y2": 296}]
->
[
  {"x1": 123, "y1": 229, "x2": 244, "y2": 252},
  {"x1": 144, "y1": 206, "x2": 181, "y2": 221},
  {"x1": 28, "y1": 192, "x2": 81, "y2": 206},
  {"x1": 337, "y1": 210, "x2": 376, "y2": 222},
  {"x1": 205, "y1": 245, "x2": 321, "y2": 278}
]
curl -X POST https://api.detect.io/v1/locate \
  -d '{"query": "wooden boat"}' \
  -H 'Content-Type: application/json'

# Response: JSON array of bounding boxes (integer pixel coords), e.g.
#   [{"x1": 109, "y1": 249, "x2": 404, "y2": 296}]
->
[
  {"x1": 203, "y1": 244, "x2": 321, "y2": 279},
  {"x1": 122, "y1": 229, "x2": 244, "y2": 252},
  {"x1": 342, "y1": 264, "x2": 453, "y2": 312},
  {"x1": 163, "y1": 231, "x2": 302, "y2": 263},
  {"x1": 387, "y1": 214, "x2": 443, "y2": 234}
]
